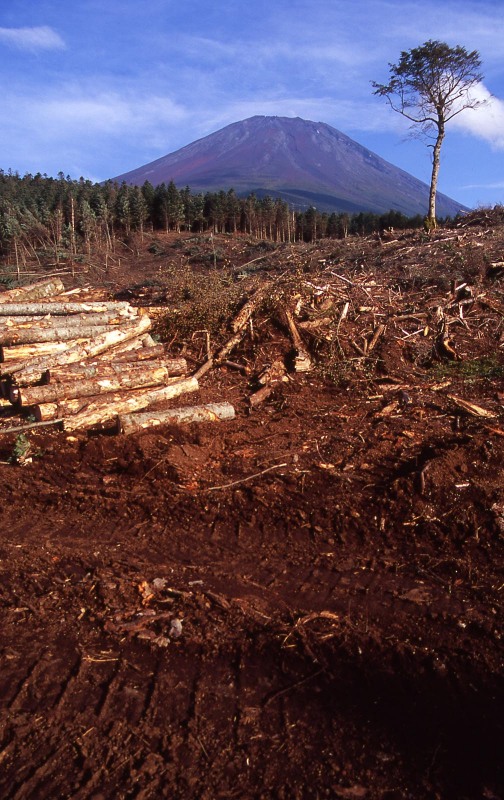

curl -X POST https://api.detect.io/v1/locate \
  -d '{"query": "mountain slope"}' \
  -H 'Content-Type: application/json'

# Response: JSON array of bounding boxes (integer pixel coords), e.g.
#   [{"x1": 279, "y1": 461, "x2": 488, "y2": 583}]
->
[{"x1": 111, "y1": 116, "x2": 468, "y2": 217}]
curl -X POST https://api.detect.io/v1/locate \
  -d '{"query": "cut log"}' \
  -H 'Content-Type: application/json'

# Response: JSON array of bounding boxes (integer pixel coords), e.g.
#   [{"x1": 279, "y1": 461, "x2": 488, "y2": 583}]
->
[
  {"x1": 249, "y1": 384, "x2": 275, "y2": 408},
  {"x1": 7, "y1": 314, "x2": 152, "y2": 385},
  {"x1": 284, "y1": 309, "x2": 312, "y2": 372},
  {"x1": 0, "y1": 312, "x2": 139, "y2": 331},
  {"x1": 45, "y1": 357, "x2": 187, "y2": 384},
  {"x1": 118, "y1": 401, "x2": 235, "y2": 435},
  {"x1": 0, "y1": 339, "x2": 86, "y2": 364},
  {"x1": 0, "y1": 278, "x2": 65, "y2": 303},
  {"x1": 10, "y1": 361, "x2": 187, "y2": 406},
  {"x1": 106, "y1": 343, "x2": 166, "y2": 362},
  {"x1": 249, "y1": 359, "x2": 288, "y2": 408},
  {"x1": 0, "y1": 321, "x2": 139, "y2": 346},
  {"x1": 2, "y1": 334, "x2": 160, "y2": 375},
  {"x1": 0, "y1": 300, "x2": 136, "y2": 316},
  {"x1": 91, "y1": 333, "x2": 156, "y2": 361},
  {"x1": 34, "y1": 375, "x2": 199, "y2": 430}
]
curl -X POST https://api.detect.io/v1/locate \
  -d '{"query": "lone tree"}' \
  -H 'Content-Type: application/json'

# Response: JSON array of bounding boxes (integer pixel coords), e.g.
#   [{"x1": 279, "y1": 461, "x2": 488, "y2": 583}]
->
[{"x1": 372, "y1": 40, "x2": 484, "y2": 227}]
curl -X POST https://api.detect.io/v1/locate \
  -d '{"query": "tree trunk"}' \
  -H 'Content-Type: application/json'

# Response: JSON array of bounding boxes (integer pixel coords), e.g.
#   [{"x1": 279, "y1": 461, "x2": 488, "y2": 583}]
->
[
  {"x1": 10, "y1": 361, "x2": 187, "y2": 406},
  {"x1": 118, "y1": 401, "x2": 235, "y2": 435},
  {"x1": 34, "y1": 375, "x2": 199, "y2": 429},
  {"x1": 427, "y1": 120, "x2": 445, "y2": 227},
  {"x1": 6, "y1": 314, "x2": 152, "y2": 384},
  {"x1": 0, "y1": 278, "x2": 65, "y2": 303}
]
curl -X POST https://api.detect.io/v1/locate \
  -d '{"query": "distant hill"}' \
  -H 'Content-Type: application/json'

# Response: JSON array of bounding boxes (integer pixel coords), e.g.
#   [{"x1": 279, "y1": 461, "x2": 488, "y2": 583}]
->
[{"x1": 111, "y1": 116, "x2": 468, "y2": 218}]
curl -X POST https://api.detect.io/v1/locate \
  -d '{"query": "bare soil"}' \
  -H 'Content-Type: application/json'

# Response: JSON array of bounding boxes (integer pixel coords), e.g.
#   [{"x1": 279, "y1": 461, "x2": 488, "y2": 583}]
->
[{"x1": 0, "y1": 214, "x2": 503, "y2": 799}]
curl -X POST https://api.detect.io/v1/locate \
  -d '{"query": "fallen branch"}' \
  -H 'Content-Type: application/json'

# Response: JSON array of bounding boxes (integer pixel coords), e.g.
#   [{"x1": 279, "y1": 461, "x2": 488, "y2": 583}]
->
[
  {"x1": 206, "y1": 462, "x2": 288, "y2": 491},
  {"x1": 0, "y1": 418, "x2": 64, "y2": 435},
  {"x1": 367, "y1": 323, "x2": 386, "y2": 353},
  {"x1": 193, "y1": 327, "x2": 248, "y2": 380}
]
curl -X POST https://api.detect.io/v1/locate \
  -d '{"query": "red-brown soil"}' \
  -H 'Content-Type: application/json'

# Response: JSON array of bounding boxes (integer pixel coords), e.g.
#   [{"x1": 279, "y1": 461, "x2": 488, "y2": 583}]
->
[{"x1": 0, "y1": 214, "x2": 503, "y2": 799}]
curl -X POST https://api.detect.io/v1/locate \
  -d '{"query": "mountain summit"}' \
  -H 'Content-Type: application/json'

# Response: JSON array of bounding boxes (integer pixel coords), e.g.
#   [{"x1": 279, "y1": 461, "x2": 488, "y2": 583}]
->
[{"x1": 111, "y1": 116, "x2": 467, "y2": 217}]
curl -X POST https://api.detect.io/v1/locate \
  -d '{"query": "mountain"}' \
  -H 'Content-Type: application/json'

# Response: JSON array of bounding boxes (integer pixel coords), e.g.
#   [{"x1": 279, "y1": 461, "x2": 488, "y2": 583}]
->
[{"x1": 110, "y1": 116, "x2": 468, "y2": 218}]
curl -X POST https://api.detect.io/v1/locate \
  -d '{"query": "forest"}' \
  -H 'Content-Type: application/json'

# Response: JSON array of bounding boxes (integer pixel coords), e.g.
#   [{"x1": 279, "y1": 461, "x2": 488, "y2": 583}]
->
[{"x1": 0, "y1": 170, "x2": 434, "y2": 270}]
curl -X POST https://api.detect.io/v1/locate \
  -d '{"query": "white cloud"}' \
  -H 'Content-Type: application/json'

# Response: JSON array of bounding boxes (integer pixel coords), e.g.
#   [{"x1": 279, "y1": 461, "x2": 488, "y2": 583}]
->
[
  {"x1": 0, "y1": 26, "x2": 66, "y2": 51},
  {"x1": 452, "y1": 84, "x2": 504, "y2": 150}
]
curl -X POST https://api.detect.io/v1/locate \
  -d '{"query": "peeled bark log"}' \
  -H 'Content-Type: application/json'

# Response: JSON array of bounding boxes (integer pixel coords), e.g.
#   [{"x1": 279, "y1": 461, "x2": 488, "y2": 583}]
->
[
  {"x1": 10, "y1": 361, "x2": 187, "y2": 406},
  {"x1": 34, "y1": 375, "x2": 199, "y2": 429},
  {"x1": 7, "y1": 314, "x2": 152, "y2": 385},
  {"x1": 45, "y1": 357, "x2": 186, "y2": 384},
  {"x1": 0, "y1": 278, "x2": 65, "y2": 303},
  {"x1": 118, "y1": 401, "x2": 235, "y2": 435},
  {"x1": 0, "y1": 300, "x2": 135, "y2": 316}
]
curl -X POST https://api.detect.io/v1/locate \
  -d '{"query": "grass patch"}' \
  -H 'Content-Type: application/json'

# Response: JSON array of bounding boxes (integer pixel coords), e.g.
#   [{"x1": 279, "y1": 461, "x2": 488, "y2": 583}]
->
[{"x1": 431, "y1": 355, "x2": 504, "y2": 382}]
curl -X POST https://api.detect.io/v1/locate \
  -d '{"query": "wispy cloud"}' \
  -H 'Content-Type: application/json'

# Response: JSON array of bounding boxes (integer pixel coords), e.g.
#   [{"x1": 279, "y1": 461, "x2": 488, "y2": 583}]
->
[
  {"x1": 37, "y1": 91, "x2": 188, "y2": 138},
  {"x1": 0, "y1": 83, "x2": 190, "y2": 177},
  {"x1": 462, "y1": 180, "x2": 504, "y2": 190},
  {"x1": 0, "y1": 26, "x2": 66, "y2": 52}
]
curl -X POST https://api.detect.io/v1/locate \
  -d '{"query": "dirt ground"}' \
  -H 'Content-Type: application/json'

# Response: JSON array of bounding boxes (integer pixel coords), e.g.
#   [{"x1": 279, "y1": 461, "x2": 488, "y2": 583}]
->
[{"x1": 0, "y1": 214, "x2": 503, "y2": 799}]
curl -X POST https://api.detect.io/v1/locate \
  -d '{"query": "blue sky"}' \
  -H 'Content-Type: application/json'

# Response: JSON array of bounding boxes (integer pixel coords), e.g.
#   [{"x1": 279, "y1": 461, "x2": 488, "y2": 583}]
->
[{"x1": 1, "y1": 0, "x2": 503, "y2": 209}]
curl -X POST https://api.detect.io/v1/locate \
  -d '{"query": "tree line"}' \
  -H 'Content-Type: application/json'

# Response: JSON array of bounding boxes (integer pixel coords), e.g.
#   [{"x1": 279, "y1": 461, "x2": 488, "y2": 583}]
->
[{"x1": 0, "y1": 170, "x2": 432, "y2": 266}]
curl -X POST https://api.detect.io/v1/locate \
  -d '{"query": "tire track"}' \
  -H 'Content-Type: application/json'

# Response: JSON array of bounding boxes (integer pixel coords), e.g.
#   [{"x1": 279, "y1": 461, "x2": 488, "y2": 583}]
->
[
  {"x1": 7, "y1": 654, "x2": 61, "y2": 713},
  {"x1": 2, "y1": 657, "x2": 40, "y2": 711},
  {"x1": 10, "y1": 740, "x2": 74, "y2": 800},
  {"x1": 95, "y1": 654, "x2": 159, "y2": 729}
]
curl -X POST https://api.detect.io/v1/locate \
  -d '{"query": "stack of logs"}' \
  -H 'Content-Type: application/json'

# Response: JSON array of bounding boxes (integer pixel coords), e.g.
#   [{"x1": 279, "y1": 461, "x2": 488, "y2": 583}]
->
[{"x1": 0, "y1": 278, "x2": 235, "y2": 434}]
